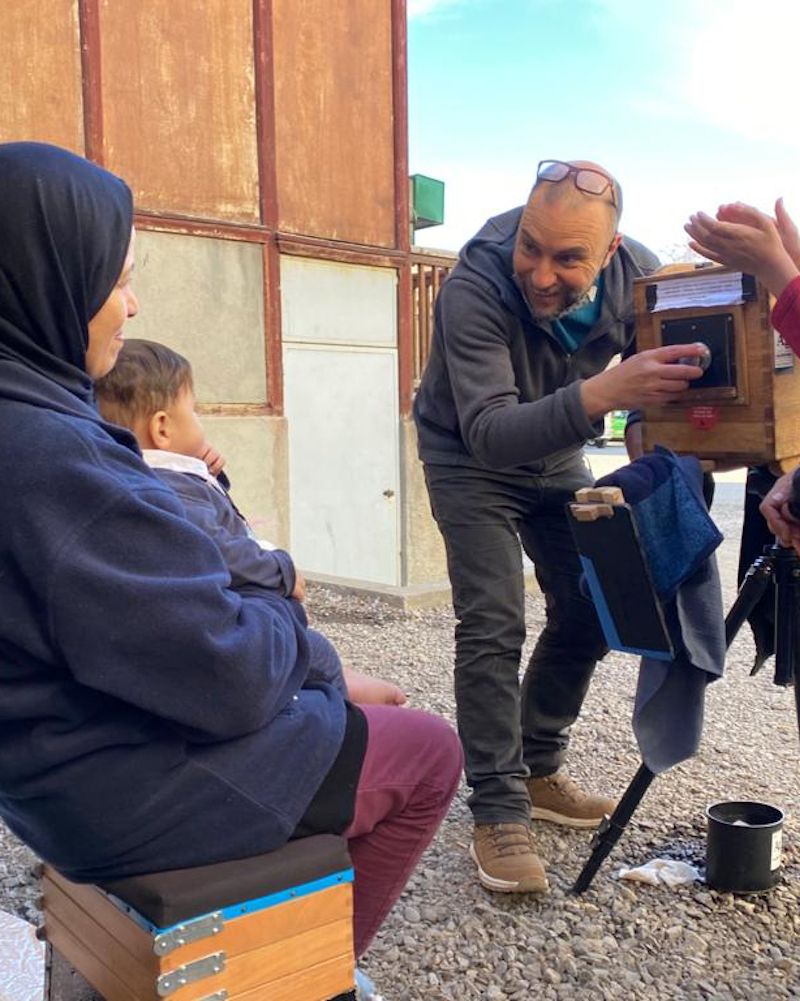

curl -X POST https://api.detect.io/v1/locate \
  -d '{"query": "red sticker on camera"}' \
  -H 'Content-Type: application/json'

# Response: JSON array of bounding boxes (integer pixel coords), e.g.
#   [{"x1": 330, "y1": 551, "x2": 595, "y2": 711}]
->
[{"x1": 689, "y1": 406, "x2": 719, "y2": 430}]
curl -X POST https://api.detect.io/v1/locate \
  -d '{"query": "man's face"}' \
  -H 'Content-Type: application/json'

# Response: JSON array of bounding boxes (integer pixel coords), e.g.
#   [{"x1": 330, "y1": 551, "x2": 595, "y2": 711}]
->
[{"x1": 512, "y1": 190, "x2": 621, "y2": 320}]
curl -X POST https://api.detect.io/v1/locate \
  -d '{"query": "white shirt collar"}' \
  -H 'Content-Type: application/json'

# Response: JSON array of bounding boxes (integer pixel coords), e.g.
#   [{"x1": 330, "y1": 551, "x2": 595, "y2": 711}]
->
[{"x1": 141, "y1": 450, "x2": 226, "y2": 495}]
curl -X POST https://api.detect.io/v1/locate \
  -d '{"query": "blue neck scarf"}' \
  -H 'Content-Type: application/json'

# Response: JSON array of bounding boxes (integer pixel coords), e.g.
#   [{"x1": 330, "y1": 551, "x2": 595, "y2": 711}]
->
[{"x1": 551, "y1": 272, "x2": 605, "y2": 353}]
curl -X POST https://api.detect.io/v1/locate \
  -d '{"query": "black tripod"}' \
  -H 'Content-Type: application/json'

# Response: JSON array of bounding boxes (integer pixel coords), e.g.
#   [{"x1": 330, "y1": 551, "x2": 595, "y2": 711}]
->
[{"x1": 572, "y1": 541, "x2": 800, "y2": 893}]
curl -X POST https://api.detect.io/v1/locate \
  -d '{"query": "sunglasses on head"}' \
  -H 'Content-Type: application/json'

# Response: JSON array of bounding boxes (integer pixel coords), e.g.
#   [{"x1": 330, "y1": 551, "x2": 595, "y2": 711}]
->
[{"x1": 536, "y1": 160, "x2": 617, "y2": 208}]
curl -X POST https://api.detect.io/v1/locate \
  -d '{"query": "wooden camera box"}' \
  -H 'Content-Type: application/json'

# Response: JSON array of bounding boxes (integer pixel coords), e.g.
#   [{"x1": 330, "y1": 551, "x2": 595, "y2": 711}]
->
[{"x1": 633, "y1": 266, "x2": 800, "y2": 471}]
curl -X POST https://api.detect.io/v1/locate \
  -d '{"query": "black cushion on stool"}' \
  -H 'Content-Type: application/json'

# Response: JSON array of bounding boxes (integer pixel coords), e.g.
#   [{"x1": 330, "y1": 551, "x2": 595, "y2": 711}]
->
[{"x1": 98, "y1": 834, "x2": 351, "y2": 928}]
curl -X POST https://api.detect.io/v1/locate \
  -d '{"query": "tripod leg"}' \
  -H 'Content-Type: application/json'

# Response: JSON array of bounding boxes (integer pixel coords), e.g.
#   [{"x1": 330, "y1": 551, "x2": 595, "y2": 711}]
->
[
  {"x1": 724, "y1": 557, "x2": 772, "y2": 650},
  {"x1": 571, "y1": 763, "x2": 655, "y2": 893}
]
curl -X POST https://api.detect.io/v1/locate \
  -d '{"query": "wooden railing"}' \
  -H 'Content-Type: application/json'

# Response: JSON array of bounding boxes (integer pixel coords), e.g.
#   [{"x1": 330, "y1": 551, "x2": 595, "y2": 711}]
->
[{"x1": 410, "y1": 248, "x2": 457, "y2": 387}]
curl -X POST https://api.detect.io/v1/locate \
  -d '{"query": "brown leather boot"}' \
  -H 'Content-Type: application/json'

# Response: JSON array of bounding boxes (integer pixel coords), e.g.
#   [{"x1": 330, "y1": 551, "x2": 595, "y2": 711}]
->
[
  {"x1": 527, "y1": 771, "x2": 616, "y2": 829},
  {"x1": 470, "y1": 822, "x2": 548, "y2": 894}
]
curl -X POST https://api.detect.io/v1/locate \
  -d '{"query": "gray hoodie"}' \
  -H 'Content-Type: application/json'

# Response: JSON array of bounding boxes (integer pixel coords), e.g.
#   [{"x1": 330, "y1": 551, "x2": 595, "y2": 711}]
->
[{"x1": 414, "y1": 206, "x2": 659, "y2": 476}]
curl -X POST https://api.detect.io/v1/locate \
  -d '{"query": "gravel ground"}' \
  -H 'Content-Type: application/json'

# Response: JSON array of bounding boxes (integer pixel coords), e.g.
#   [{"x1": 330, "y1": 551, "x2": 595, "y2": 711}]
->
[{"x1": 3, "y1": 490, "x2": 800, "y2": 1000}]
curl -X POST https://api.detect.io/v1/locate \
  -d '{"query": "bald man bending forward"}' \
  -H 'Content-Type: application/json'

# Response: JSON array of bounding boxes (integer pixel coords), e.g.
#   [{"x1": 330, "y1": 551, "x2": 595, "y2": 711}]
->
[{"x1": 414, "y1": 160, "x2": 702, "y2": 893}]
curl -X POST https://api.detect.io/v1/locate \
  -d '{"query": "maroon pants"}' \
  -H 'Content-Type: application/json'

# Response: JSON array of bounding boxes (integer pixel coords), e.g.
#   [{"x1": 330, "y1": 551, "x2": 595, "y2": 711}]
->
[{"x1": 344, "y1": 705, "x2": 462, "y2": 956}]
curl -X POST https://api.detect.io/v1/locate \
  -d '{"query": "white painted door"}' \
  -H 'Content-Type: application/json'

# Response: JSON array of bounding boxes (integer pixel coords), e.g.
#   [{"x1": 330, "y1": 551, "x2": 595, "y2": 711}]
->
[{"x1": 281, "y1": 257, "x2": 400, "y2": 585}]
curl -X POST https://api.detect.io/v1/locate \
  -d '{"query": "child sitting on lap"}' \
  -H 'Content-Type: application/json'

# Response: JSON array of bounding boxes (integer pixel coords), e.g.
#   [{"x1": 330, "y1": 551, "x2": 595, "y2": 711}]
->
[{"x1": 95, "y1": 338, "x2": 405, "y2": 707}]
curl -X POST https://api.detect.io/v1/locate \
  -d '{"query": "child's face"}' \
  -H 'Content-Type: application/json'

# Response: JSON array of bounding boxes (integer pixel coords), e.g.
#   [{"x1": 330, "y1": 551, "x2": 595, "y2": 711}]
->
[{"x1": 166, "y1": 385, "x2": 207, "y2": 460}]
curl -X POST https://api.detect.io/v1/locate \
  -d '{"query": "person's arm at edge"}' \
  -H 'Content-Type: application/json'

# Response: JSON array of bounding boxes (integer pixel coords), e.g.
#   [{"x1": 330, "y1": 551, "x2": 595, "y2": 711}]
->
[{"x1": 772, "y1": 275, "x2": 800, "y2": 357}]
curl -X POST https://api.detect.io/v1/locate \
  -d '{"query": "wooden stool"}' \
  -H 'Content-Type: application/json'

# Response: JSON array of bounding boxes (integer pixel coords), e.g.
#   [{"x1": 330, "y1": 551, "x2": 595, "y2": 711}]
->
[{"x1": 41, "y1": 834, "x2": 356, "y2": 1001}]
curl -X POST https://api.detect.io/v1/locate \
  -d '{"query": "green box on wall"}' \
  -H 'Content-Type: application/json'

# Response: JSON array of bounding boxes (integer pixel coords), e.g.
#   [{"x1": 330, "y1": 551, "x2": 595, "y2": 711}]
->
[{"x1": 411, "y1": 174, "x2": 445, "y2": 229}]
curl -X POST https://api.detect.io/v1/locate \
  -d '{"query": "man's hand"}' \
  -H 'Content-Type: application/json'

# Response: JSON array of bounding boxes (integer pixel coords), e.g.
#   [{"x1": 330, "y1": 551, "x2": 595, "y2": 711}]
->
[
  {"x1": 198, "y1": 441, "x2": 226, "y2": 477},
  {"x1": 580, "y1": 344, "x2": 705, "y2": 420},
  {"x1": 759, "y1": 471, "x2": 800, "y2": 554},
  {"x1": 291, "y1": 569, "x2": 307, "y2": 602},
  {"x1": 685, "y1": 204, "x2": 799, "y2": 298}
]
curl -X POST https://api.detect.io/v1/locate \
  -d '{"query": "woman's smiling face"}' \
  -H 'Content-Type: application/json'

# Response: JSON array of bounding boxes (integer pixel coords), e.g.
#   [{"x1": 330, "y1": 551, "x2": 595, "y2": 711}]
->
[{"x1": 86, "y1": 229, "x2": 139, "y2": 379}]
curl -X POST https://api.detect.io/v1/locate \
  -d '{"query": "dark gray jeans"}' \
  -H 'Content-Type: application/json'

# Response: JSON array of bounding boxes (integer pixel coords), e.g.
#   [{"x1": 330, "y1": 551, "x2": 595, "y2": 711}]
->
[{"x1": 424, "y1": 460, "x2": 608, "y2": 825}]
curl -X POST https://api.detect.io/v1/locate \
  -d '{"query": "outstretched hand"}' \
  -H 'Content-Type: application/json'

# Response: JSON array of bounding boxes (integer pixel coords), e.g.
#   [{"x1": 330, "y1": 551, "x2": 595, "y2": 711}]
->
[
  {"x1": 685, "y1": 201, "x2": 799, "y2": 298},
  {"x1": 581, "y1": 343, "x2": 705, "y2": 420}
]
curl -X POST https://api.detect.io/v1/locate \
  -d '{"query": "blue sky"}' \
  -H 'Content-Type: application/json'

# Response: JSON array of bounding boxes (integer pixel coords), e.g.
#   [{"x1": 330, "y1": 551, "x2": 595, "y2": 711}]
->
[{"x1": 408, "y1": 0, "x2": 800, "y2": 259}]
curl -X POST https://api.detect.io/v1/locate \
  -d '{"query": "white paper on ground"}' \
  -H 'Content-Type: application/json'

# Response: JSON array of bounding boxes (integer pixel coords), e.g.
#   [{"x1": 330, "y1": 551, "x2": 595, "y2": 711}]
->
[{"x1": 616, "y1": 858, "x2": 700, "y2": 888}]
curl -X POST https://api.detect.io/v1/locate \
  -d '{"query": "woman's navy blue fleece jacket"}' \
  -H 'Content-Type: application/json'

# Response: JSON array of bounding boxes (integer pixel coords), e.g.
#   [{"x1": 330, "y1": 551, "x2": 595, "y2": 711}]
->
[{"x1": 0, "y1": 143, "x2": 346, "y2": 881}]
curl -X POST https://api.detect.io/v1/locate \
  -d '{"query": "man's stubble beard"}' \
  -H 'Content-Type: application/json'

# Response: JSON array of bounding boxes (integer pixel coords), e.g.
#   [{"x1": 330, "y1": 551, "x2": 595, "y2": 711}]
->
[{"x1": 513, "y1": 272, "x2": 599, "y2": 323}]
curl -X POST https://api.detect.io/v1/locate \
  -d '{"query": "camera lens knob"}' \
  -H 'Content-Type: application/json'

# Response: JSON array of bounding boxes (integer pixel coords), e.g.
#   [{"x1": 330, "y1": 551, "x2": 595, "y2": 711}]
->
[{"x1": 678, "y1": 343, "x2": 711, "y2": 371}]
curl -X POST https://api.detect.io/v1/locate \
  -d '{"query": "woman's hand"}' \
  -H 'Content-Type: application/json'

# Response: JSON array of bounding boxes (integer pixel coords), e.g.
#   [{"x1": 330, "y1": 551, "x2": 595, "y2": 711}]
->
[{"x1": 685, "y1": 203, "x2": 799, "y2": 298}]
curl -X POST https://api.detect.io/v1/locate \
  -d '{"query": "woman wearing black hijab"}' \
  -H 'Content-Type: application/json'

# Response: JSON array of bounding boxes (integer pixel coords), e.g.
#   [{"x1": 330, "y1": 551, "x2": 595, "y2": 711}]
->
[{"x1": 0, "y1": 143, "x2": 462, "y2": 965}]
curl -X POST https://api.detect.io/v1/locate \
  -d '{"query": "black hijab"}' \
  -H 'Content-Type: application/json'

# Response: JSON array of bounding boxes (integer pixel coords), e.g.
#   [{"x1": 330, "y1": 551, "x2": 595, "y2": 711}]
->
[{"x1": 0, "y1": 142, "x2": 133, "y2": 403}]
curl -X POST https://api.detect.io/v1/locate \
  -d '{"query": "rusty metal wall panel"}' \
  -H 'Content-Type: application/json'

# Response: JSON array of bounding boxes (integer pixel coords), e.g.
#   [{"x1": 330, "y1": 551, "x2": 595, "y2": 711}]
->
[
  {"x1": 273, "y1": 0, "x2": 396, "y2": 248},
  {"x1": 0, "y1": 1, "x2": 84, "y2": 150},
  {"x1": 99, "y1": 0, "x2": 259, "y2": 222}
]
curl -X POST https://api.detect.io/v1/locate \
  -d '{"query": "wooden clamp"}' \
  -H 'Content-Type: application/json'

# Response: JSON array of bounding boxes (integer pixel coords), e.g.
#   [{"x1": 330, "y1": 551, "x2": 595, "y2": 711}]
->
[
  {"x1": 574, "y1": 487, "x2": 625, "y2": 504},
  {"x1": 570, "y1": 486, "x2": 625, "y2": 522}
]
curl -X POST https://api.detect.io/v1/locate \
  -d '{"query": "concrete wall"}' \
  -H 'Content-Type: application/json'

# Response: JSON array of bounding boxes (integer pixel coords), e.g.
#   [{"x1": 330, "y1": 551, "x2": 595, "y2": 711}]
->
[
  {"x1": 399, "y1": 417, "x2": 448, "y2": 587},
  {"x1": 201, "y1": 415, "x2": 290, "y2": 549},
  {"x1": 131, "y1": 231, "x2": 267, "y2": 403},
  {"x1": 130, "y1": 229, "x2": 289, "y2": 547}
]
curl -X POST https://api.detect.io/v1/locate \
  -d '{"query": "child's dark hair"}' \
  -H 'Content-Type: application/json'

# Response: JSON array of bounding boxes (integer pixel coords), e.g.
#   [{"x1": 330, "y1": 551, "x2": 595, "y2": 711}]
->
[{"x1": 95, "y1": 338, "x2": 193, "y2": 429}]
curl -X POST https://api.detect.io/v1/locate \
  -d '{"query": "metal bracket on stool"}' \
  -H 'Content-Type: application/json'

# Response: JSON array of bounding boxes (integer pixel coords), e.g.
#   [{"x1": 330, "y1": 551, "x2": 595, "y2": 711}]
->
[
  {"x1": 156, "y1": 953, "x2": 226, "y2": 997},
  {"x1": 154, "y1": 912, "x2": 224, "y2": 956}
]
